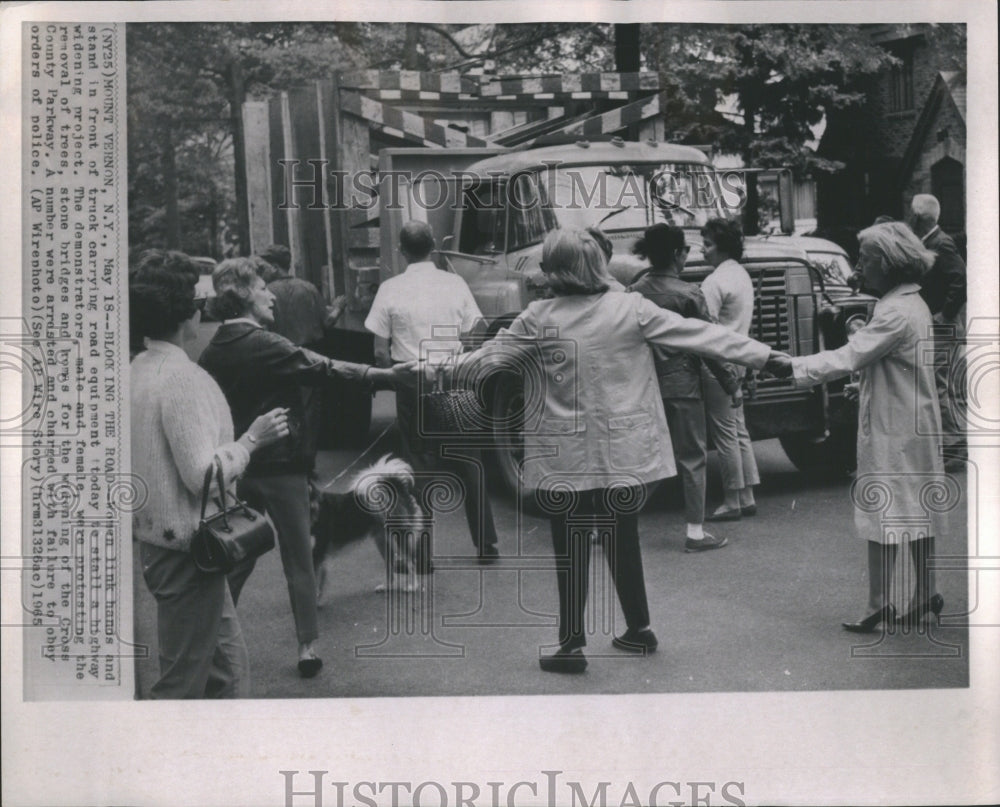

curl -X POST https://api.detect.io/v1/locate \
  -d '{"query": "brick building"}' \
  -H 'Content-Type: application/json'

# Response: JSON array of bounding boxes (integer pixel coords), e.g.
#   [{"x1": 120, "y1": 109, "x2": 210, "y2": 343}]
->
[{"x1": 816, "y1": 24, "x2": 966, "y2": 240}]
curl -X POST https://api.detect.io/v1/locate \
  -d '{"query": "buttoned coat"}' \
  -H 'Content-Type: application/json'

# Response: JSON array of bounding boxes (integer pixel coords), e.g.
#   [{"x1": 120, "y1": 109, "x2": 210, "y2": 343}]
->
[
  {"x1": 475, "y1": 290, "x2": 770, "y2": 492},
  {"x1": 791, "y1": 284, "x2": 948, "y2": 544}
]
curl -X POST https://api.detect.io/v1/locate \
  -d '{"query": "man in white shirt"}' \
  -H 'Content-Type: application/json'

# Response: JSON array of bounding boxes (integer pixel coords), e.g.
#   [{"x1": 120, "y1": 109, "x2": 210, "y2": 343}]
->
[
  {"x1": 365, "y1": 221, "x2": 500, "y2": 567},
  {"x1": 699, "y1": 217, "x2": 760, "y2": 522}
]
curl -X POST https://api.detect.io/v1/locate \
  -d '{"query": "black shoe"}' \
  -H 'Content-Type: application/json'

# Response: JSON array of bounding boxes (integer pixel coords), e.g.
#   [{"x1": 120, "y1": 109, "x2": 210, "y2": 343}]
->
[
  {"x1": 477, "y1": 544, "x2": 500, "y2": 565},
  {"x1": 706, "y1": 507, "x2": 741, "y2": 522},
  {"x1": 898, "y1": 594, "x2": 944, "y2": 628},
  {"x1": 612, "y1": 628, "x2": 658, "y2": 654},
  {"x1": 842, "y1": 604, "x2": 896, "y2": 633},
  {"x1": 539, "y1": 647, "x2": 587, "y2": 673},
  {"x1": 684, "y1": 533, "x2": 728, "y2": 553},
  {"x1": 297, "y1": 656, "x2": 323, "y2": 678},
  {"x1": 741, "y1": 504, "x2": 757, "y2": 517}
]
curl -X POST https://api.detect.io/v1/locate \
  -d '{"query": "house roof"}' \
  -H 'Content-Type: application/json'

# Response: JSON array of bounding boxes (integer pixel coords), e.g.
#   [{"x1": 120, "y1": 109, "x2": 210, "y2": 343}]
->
[
  {"x1": 940, "y1": 70, "x2": 966, "y2": 125},
  {"x1": 897, "y1": 70, "x2": 967, "y2": 187}
]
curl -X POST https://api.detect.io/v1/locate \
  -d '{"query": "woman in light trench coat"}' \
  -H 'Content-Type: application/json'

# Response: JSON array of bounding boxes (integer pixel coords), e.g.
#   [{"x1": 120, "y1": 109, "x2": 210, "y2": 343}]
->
[
  {"x1": 771, "y1": 221, "x2": 950, "y2": 632},
  {"x1": 441, "y1": 229, "x2": 780, "y2": 673}
]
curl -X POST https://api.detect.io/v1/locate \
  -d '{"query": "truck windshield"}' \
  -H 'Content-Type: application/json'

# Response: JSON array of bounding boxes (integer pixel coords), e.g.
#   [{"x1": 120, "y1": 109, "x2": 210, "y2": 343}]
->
[{"x1": 542, "y1": 162, "x2": 727, "y2": 231}]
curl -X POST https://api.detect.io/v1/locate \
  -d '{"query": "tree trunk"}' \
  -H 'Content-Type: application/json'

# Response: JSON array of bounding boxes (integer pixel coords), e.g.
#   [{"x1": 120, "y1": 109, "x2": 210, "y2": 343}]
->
[
  {"x1": 402, "y1": 24, "x2": 421, "y2": 70},
  {"x1": 161, "y1": 127, "x2": 180, "y2": 249},
  {"x1": 742, "y1": 103, "x2": 760, "y2": 235},
  {"x1": 228, "y1": 54, "x2": 250, "y2": 256},
  {"x1": 614, "y1": 24, "x2": 641, "y2": 73}
]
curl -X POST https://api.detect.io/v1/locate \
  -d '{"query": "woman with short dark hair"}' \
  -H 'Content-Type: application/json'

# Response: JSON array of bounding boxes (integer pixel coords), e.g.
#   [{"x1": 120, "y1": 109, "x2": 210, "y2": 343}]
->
[
  {"x1": 629, "y1": 224, "x2": 741, "y2": 552},
  {"x1": 200, "y1": 258, "x2": 413, "y2": 678},
  {"x1": 699, "y1": 217, "x2": 760, "y2": 522},
  {"x1": 130, "y1": 251, "x2": 288, "y2": 698}
]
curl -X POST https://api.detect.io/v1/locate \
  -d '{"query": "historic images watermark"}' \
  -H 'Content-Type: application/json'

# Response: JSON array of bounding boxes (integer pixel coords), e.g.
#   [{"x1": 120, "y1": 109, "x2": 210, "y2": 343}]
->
[
  {"x1": 279, "y1": 770, "x2": 749, "y2": 807},
  {"x1": 274, "y1": 160, "x2": 754, "y2": 214}
]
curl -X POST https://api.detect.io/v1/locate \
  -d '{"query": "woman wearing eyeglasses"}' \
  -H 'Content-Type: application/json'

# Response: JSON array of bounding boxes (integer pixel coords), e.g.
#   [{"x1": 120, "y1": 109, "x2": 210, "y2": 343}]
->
[{"x1": 629, "y1": 224, "x2": 742, "y2": 552}]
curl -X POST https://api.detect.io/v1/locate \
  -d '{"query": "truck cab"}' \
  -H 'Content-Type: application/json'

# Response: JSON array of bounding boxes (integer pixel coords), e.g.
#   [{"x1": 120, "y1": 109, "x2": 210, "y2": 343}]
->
[{"x1": 380, "y1": 140, "x2": 873, "y2": 489}]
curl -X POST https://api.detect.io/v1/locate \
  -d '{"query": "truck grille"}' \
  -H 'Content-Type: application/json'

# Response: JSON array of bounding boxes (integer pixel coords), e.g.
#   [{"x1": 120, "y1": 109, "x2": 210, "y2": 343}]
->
[{"x1": 751, "y1": 266, "x2": 791, "y2": 351}]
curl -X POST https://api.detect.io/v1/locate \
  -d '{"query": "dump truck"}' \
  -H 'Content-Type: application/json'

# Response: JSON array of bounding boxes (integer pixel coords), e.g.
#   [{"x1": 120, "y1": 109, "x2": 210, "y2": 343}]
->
[{"x1": 241, "y1": 72, "x2": 873, "y2": 488}]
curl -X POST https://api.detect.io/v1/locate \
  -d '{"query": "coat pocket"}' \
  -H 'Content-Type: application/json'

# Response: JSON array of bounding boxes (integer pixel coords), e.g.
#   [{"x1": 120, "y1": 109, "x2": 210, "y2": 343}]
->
[
  {"x1": 608, "y1": 411, "x2": 654, "y2": 470},
  {"x1": 535, "y1": 417, "x2": 588, "y2": 473}
]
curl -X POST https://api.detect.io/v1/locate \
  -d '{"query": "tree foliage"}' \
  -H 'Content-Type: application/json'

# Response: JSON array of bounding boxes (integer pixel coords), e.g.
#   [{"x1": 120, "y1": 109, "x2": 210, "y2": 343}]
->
[
  {"x1": 127, "y1": 23, "x2": 366, "y2": 257},
  {"x1": 128, "y1": 22, "x2": 963, "y2": 257},
  {"x1": 646, "y1": 24, "x2": 895, "y2": 176}
]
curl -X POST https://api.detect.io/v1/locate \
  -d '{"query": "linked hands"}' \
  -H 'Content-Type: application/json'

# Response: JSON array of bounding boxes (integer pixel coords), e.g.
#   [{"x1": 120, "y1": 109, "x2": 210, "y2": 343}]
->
[
  {"x1": 764, "y1": 350, "x2": 794, "y2": 379},
  {"x1": 388, "y1": 360, "x2": 421, "y2": 388}
]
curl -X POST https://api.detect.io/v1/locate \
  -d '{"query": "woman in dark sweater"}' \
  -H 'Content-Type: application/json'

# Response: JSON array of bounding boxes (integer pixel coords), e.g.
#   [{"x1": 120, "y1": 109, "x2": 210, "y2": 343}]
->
[{"x1": 199, "y1": 258, "x2": 412, "y2": 678}]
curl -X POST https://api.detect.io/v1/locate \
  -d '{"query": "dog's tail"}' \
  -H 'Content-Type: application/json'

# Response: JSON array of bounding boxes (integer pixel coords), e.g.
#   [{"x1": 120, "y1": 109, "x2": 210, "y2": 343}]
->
[{"x1": 348, "y1": 454, "x2": 416, "y2": 514}]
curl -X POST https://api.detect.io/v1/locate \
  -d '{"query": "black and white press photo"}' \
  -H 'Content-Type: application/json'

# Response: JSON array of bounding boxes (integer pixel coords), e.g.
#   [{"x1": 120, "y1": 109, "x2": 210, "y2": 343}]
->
[{"x1": 2, "y1": 2, "x2": 997, "y2": 806}]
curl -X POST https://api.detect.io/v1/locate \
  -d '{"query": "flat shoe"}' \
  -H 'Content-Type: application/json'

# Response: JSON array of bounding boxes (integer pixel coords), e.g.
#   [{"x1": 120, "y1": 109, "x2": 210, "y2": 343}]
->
[
  {"x1": 539, "y1": 648, "x2": 587, "y2": 673},
  {"x1": 297, "y1": 656, "x2": 323, "y2": 678},
  {"x1": 741, "y1": 504, "x2": 757, "y2": 516},
  {"x1": 612, "y1": 628, "x2": 658, "y2": 653},
  {"x1": 684, "y1": 534, "x2": 728, "y2": 553},
  {"x1": 706, "y1": 507, "x2": 741, "y2": 522}
]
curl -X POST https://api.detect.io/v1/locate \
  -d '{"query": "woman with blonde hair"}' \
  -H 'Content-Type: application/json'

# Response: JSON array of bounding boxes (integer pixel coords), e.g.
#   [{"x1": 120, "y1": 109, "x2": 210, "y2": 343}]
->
[
  {"x1": 769, "y1": 221, "x2": 946, "y2": 631},
  {"x1": 442, "y1": 228, "x2": 782, "y2": 672}
]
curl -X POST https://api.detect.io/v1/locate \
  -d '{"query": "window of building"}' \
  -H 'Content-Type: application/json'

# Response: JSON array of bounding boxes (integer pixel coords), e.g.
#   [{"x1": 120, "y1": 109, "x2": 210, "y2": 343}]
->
[{"x1": 888, "y1": 43, "x2": 916, "y2": 112}]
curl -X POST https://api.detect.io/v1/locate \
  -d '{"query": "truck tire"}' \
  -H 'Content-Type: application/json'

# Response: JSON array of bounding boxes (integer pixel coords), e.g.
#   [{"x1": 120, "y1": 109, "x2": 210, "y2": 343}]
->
[{"x1": 779, "y1": 421, "x2": 857, "y2": 479}]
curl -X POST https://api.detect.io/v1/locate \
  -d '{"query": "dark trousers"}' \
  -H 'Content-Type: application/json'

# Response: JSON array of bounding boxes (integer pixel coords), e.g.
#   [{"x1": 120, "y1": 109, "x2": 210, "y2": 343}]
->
[
  {"x1": 548, "y1": 488, "x2": 651, "y2": 650},
  {"x1": 395, "y1": 386, "x2": 498, "y2": 563},
  {"x1": 663, "y1": 397, "x2": 708, "y2": 525},
  {"x1": 232, "y1": 473, "x2": 319, "y2": 645}
]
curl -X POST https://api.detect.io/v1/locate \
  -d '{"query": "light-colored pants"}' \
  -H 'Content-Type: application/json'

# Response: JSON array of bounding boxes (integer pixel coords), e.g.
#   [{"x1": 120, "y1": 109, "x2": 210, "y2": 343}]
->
[
  {"x1": 140, "y1": 541, "x2": 250, "y2": 699},
  {"x1": 934, "y1": 312, "x2": 967, "y2": 458},
  {"x1": 703, "y1": 370, "x2": 759, "y2": 492}
]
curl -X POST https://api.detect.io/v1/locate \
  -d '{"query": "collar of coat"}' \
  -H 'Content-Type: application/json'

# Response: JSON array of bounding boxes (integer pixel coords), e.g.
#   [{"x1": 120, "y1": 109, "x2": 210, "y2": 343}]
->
[{"x1": 880, "y1": 282, "x2": 922, "y2": 301}]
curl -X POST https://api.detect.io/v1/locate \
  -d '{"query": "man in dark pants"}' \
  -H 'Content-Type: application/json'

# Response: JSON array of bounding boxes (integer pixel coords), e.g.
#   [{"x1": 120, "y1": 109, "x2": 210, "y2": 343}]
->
[
  {"x1": 907, "y1": 194, "x2": 967, "y2": 468},
  {"x1": 365, "y1": 221, "x2": 499, "y2": 568}
]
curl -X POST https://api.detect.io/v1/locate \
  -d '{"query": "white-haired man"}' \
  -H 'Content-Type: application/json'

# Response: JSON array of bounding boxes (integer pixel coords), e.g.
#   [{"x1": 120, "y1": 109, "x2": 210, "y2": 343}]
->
[{"x1": 906, "y1": 193, "x2": 967, "y2": 468}]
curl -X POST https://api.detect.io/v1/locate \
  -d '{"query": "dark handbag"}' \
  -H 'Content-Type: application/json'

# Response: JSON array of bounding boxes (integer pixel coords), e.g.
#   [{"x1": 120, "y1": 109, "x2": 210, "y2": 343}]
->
[
  {"x1": 191, "y1": 458, "x2": 274, "y2": 574},
  {"x1": 419, "y1": 362, "x2": 484, "y2": 435}
]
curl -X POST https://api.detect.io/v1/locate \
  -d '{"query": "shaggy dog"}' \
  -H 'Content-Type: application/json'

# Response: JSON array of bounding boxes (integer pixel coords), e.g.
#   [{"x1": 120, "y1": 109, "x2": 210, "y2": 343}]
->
[{"x1": 310, "y1": 455, "x2": 426, "y2": 602}]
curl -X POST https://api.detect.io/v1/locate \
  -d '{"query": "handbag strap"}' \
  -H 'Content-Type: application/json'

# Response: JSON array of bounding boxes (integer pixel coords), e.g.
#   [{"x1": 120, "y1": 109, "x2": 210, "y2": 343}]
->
[
  {"x1": 199, "y1": 460, "x2": 216, "y2": 522},
  {"x1": 213, "y1": 458, "x2": 230, "y2": 531},
  {"x1": 199, "y1": 456, "x2": 229, "y2": 525}
]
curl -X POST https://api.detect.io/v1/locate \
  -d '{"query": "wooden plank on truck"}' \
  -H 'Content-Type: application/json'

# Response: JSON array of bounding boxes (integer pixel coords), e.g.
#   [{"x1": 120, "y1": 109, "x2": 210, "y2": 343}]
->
[
  {"x1": 519, "y1": 91, "x2": 666, "y2": 146},
  {"x1": 287, "y1": 85, "x2": 331, "y2": 290},
  {"x1": 267, "y1": 95, "x2": 289, "y2": 250},
  {"x1": 242, "y1": 101, "x2": 274, "y2": 253},
  {"x1": 330, "y1": 74, "x2": 374, "y2": 310},
  {"x1": 279, "y1": 91, "x2": 308, "y2": 279},
  {"x1": 340, "y1": 90, "x2": 491, "y2": 148}
]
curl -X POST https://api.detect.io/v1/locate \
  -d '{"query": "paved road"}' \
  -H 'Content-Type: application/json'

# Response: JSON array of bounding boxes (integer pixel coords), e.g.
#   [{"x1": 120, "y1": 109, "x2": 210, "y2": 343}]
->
[{"x1": 133, "y1": 391, "x2": 970, "y2": 698}]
